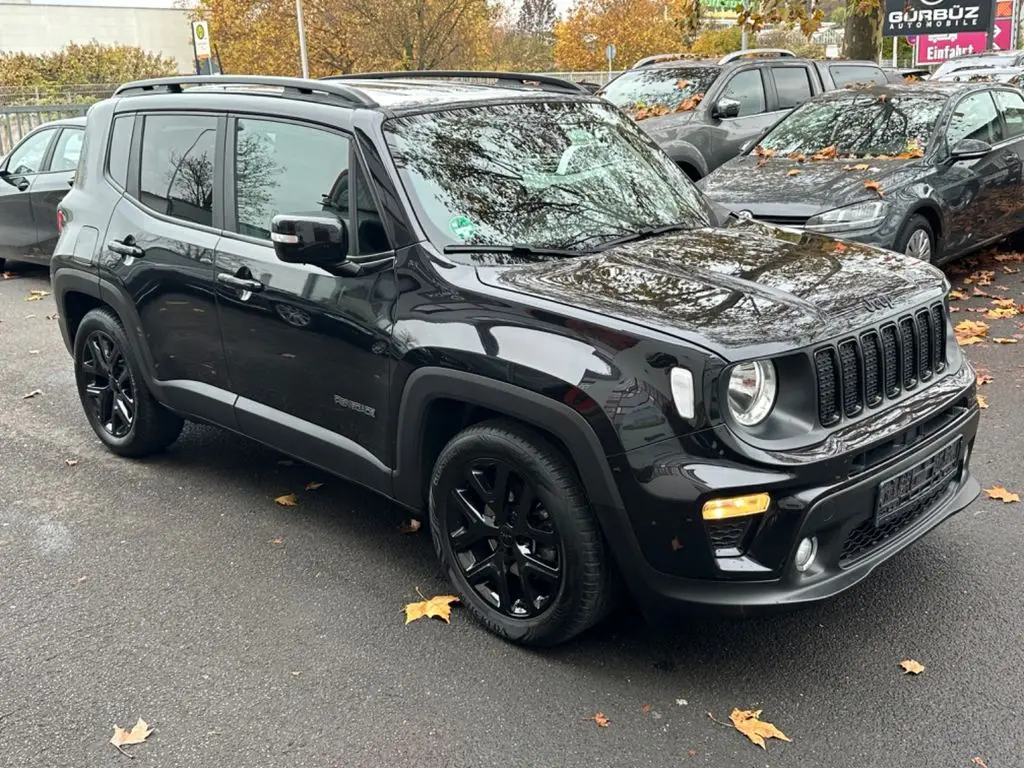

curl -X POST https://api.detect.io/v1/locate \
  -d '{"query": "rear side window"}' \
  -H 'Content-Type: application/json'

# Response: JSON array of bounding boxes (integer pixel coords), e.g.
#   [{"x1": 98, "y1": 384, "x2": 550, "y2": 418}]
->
[
  {"x1": 138, "y1": 114, "x2": 217, "y2": 227},
  {"x1": 994, "y1": 90, "x2": 1024, "y2": 138},
  {"x1": 720, "y1": 70, "x2": 766, "y2": 116},
  {"x1": 51, "y1": 128, "x2": 84, "y2": 172},
  {"x1": 107, "y1": 116, "x2": 134, "y2": 189},
  {"x1": 830, "y1": 65, "x2": 887, "y2": 87},
  {"x1": 770, "y1": 66, "x2": 813, "y2": 110}
]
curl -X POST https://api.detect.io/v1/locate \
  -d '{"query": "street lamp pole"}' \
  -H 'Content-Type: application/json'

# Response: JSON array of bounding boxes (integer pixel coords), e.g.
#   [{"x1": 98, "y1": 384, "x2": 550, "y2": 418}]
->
[{"x1": 295, "y1": 0, "x2": 310, "y2": 79}]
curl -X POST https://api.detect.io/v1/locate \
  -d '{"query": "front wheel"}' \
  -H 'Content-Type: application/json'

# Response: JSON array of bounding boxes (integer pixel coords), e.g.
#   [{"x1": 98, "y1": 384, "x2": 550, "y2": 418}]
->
[
  {"x1": 74, "y1": 308, "x2": 184, "y2": 457},
  {"x1": 895, "y1": 215, "x2": 936, "y2": 262},
  {"x1": 429, "y1": 419, "x2": 616, "y2": 646}
]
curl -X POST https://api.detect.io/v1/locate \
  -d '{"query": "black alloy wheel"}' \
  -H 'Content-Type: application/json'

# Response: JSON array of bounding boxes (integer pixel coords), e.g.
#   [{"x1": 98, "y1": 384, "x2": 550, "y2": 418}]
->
[
  {"x1": 80, "y1": 330, "x2": 136, "y2": 438},
  {"x1": 447, "y1": 458, "x2": 563, "y2": 618}
]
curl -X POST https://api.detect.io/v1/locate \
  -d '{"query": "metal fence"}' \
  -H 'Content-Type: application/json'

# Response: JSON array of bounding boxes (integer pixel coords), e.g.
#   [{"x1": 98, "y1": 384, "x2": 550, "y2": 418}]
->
[
  {"x1": 0, "y1": 105, "x2": 89, "y2": 155},
  {"x1": 0, "y1": 83, "x2": 118, "y2": 106}
]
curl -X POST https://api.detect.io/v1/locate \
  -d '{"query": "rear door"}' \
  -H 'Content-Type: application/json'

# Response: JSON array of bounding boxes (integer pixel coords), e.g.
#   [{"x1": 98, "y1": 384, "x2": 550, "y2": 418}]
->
[
  {"x1": 30, "y1": 124, "x2": 84, "y2": 256},
  {"x1": 214, "y1": 114, "x2": 394, "y2": 482},
  {"x1": 708, "y1": 67, "x2": 774, "y2": 171},
  {"x1": 0, "y1": 126, "x2": 58, "y2": 262},
  {"x1": 992, "y1": 88, "x2": 1024, "y2": 234},
  {"x1": 101, "y1": 111, "x2": 231, "y2": 422}
]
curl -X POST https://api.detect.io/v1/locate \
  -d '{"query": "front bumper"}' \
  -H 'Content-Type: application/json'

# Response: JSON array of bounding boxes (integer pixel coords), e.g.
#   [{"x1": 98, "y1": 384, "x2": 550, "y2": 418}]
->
[{"x1": 596, "y1": 386, "x2": 980, "y2": 617}]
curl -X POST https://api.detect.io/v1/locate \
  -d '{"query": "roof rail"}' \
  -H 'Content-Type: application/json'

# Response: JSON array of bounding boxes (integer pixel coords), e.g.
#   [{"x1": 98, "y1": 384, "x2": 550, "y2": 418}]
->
[
  {"x1": 719, "y1": 48, "x2": 797, "y2": 65},
  {"x1": 113, "y1": 75, "x2": 378, "y2": 107},
  {"x1": 631, "y1": 53, "x2": 690, "y2": 69},
  {"x1": 321, "y1": 70, "x2": 588, "y2": 94}
]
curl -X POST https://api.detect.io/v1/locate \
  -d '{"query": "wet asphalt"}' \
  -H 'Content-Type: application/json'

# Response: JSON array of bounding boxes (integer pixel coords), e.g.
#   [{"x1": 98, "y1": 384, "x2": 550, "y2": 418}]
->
[{"x1": 0, "y1": 252, "x2": 1022, "y2": 768}]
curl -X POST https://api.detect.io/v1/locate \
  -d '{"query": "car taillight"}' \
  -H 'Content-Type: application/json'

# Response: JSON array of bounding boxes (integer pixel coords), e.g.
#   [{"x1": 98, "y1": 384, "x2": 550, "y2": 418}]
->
[{"x1": 56, "y1": 209, "x2": 66, "y2": 233}]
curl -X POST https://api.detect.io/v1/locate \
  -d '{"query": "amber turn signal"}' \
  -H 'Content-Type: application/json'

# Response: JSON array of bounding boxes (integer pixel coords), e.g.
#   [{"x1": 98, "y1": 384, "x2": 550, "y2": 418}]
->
[{"x1": 701, "y1": 492, "x2": 771, "y2": 520}]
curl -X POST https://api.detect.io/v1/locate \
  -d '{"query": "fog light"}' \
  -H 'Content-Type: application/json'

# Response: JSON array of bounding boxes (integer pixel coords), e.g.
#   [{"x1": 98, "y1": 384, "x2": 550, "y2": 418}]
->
[
  {"x1": 701, "y1": 492, "x2": 771, "y2": 520},
  {"x1": 794, "y1": 536, "x2": 817, "y2": 572}
]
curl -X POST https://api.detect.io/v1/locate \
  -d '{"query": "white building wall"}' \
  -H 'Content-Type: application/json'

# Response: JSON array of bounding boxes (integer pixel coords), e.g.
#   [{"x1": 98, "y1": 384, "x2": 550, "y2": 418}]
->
[{"x1": 0, "y1": 3, "x2": 194, "y2": 72}]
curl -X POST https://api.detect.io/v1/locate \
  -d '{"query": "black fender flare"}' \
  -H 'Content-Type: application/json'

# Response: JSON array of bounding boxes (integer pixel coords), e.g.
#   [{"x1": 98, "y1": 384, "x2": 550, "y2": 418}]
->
[
  {"x1": 667, "y1": 142, "x2": 709, "y2": 180},
  {"x1": 392, "y1": 368, "x2": 626, "y2": 516}
]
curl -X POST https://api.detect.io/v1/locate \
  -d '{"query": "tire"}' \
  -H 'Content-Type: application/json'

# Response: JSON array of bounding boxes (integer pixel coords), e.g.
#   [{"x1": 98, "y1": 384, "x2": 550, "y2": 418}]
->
[
  {"x1": 73, "y1": 307, "x2": 183, "y2": 457},
  {"x1": 429, "y1": 419, "x2": 616, "y2": 646},
  {"x1": 895, "y1": 215, "x2": 936, "y2": 262}
]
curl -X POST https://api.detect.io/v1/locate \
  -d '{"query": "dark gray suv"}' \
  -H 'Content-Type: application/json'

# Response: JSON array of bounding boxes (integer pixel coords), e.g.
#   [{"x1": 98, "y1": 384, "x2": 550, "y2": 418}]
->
[{"x1": 600, "y1": 50, "x2": 888, "y2": 180}]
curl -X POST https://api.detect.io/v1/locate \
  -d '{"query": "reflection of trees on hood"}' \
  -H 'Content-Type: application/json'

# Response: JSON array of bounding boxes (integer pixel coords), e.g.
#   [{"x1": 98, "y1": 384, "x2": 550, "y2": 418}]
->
[{"x1": 387, "y1": 101, "x2": 708, "y2": 249}]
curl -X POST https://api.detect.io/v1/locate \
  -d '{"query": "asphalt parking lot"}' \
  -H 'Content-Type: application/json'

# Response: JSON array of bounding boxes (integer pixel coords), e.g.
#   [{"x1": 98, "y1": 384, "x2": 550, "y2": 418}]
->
[{"x1": 0, "y1": 250, "x2": 1022, "y2": 768}]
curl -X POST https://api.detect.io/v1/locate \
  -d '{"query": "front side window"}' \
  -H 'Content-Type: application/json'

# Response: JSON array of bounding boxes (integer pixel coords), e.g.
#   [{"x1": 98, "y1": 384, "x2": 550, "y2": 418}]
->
[
  {"x1": 947, "y1": 92, "x2": 1004, "y2": 147},
  {"x1": 384, "y1": 100, "x2": 709, "y2": 257},
  {"x1": 6, "y1": 129, "x2": 56, "y2": 176},
  {"x1": 600, "y1": 66, "x2": 719, "y2": 117},
  {"x1": 139, "y1": 114, "x2": 217, "y2": 226},
  {"x1": 994, "y1": 90, "x2": 1024, "y2": 139},
  {"x1": 51, "y1": 128, "x2": 84, "y2": 172},
  {"x1": 770, "y1": 66, "x2": 812, "y2": 110},
  {"x1": 759, "y1": 92, "x2": 946, "y2": 156},
  {"x1": 720, "y1": 70, "x2": 767, "y2": 116}
]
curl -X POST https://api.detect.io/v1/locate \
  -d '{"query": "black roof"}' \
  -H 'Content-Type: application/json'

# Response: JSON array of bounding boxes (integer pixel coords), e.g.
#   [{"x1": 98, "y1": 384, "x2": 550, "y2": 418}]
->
[{"x1": 821, "y1": 80, "x2": 1010, "y2": 99}]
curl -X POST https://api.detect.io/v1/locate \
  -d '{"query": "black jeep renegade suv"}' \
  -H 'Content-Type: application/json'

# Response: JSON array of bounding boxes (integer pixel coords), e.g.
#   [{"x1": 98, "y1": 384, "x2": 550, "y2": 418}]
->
[{"x1": 52, "y1": 73, "x2": 980, "y2": 646}]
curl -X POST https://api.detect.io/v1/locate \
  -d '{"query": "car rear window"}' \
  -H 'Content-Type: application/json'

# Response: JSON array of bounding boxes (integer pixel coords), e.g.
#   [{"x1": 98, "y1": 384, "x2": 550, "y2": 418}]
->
[
  {"x1": 600, "y1": 66, "x2": 719, "y2": 117},
  {"x1": 933, "y1": 55, "x2": 1018, "y2": 78},
  {"x1": 829, "y1": 64, "x2": 887, "y2": 87}
]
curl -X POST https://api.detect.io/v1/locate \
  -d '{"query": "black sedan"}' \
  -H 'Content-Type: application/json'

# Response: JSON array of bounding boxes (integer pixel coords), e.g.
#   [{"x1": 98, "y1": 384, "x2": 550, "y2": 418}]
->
[
  {"x1": 698, "y1": 82, "x2": 1024, "y2": 263},
  {"x1": 0, "y1": 116, "x2": 86, "y2": 271}
]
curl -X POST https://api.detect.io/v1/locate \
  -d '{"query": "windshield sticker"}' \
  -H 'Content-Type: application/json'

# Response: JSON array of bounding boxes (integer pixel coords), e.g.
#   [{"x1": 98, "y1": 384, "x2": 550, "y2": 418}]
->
[{"x1": 449, "y1": 216, "x2": 477, "y2": 240}]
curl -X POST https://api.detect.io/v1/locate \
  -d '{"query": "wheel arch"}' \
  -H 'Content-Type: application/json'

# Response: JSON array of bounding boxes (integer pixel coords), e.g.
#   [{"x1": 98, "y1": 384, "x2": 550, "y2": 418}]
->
[{"x1": 904, "y1": 202, "x2": 943, "y2": 246}]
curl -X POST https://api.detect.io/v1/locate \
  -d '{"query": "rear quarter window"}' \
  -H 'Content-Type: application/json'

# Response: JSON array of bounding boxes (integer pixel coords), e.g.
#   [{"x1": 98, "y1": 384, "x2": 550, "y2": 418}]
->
[
  {"x1": 106, "y1": 115, "x2": 134, "y2": 189},
  {"x1": 830, "y1": 65, "x2": 887, "y2": 87}
]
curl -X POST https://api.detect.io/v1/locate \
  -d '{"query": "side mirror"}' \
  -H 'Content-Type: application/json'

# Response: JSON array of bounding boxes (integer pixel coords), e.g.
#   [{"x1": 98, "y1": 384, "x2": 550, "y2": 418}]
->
[
  {"x1": 713, "y1": 98, "x2": 741, "y2": 119},
  {"x1": 948, "y1": 138, "x2": 992, "y2": 162},
  {"x1": 270, "y1": 213, "x2": 348, "y2": 266}
]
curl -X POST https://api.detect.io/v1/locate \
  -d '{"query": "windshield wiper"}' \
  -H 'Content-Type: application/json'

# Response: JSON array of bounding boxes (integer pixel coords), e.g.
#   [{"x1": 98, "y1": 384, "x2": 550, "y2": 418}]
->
[
  {"x1": 596, "y1": 223, "x2": 693, "y2": 251},
  {"x1": 443, "y1": 244, "x2": 593, "y2": 260}
]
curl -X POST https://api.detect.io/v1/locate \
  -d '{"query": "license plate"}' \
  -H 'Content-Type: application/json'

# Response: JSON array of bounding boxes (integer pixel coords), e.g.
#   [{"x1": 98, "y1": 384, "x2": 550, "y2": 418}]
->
[{"x1": 875, "y1": 437, "x2": 962, "y2": 527}]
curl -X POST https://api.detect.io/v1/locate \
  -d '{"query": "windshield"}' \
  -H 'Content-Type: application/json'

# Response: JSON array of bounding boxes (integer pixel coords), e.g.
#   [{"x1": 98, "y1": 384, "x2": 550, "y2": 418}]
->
[
  {"x1": 933, "y1": 55, "x2": 1018, "y2": 78},
  {"x1": 600, "y1": 67, "x2": 719, "y2": 117},
  {"x1": 384, "y1": 101, "x2": 709, "y2": 256},
  {"x1": 757, "y1": 92, "x2": 946, "y2": 157}
]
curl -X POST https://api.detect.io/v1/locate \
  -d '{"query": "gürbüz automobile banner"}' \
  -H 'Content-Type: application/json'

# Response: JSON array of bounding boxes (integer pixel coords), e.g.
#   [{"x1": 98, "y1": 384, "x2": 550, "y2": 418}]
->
[{"x1": 883, "y1": 0, "x2": 994, "y2": 35}]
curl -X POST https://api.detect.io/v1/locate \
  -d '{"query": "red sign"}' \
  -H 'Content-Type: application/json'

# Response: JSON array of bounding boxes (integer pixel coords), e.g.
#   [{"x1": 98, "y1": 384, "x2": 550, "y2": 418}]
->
[{"x1": 913, "y1": 20, "x2": 1015, "y2": 65}]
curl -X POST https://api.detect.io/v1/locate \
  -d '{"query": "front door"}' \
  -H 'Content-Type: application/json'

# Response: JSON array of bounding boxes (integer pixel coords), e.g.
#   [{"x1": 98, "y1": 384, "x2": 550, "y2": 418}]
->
[
  {"x1": 214, "y1": 115, "x2": 394, "y2": 485},
  {"x1": 31, "y1": 125, "x2": 84, "y2": 256},
  {"x1": 992, "y1": 89, "x2": 1024, "y2": 234},
  {"x1": 708, "y1": 69, "x2": 779, "y2": 173},
  {"x1": 0, "y1": 126, "x2": 58, "y2": 262}
]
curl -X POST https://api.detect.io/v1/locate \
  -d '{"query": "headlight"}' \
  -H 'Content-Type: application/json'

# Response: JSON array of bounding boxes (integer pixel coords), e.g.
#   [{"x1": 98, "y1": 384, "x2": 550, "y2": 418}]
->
[
  {"x1": 804, "y1": 200, "x2": 887, "y2": 233},
  {"x1": 727, "y1": 360, "x2": 777, "y2": 427}
]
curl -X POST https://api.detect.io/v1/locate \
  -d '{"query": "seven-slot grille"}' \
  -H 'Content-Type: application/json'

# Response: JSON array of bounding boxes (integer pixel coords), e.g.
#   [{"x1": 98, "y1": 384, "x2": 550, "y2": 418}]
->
[{"x1": 814, "y1": 303, "x2": 948, "y2": 427}]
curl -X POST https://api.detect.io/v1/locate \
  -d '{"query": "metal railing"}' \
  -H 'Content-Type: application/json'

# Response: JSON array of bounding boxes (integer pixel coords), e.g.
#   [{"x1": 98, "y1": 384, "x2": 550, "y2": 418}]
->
[{"x1": 0, "y1": 105, "x2": 89, "y2": 155}]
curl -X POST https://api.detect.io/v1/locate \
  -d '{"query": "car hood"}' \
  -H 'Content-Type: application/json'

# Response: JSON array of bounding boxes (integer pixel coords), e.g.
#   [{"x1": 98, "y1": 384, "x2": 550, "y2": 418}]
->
[
  {"x1": 475, "y1": 222, "x2": 945, "y2": 361},
  {"x1": 634, "y1": 110, "x2": 698, "y2": 135},
  {"x1": 699, "y1": 156, "x2": 925, "y2": 216}
]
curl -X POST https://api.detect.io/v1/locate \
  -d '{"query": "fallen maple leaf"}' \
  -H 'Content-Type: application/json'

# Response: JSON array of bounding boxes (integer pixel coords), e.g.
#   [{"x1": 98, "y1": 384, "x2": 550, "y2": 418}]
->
[
  {"x1": 984, "y1": 485, "x2": 1020, "y2": 503},
  {"x1": 22, "y1": 389, "x2": 42, "y2": 399},
  {"x1": 977, "y1": 394, "x2": 988, "y2": 409},
  {"x1": 954, "y1": 319, "x2": 989, "y2": 346},
  {"x1": 404, "y1": 593, "x2": 459, "y2": 624},
  {"x1": 948, "y1": 289, "x2": 968, "y2": 300},
  {"x1": 992, "y1": 297, "x2": 1016, "y2": 308},
  {"x1": 976, "y1": 372, "x2": 993, "y2": 386},
  {"x1": 24, "y1": 289, "x2": 50, "y2": 302},
  {"x1": 972, "y1": 756, "x2": 989, "y2": 768},
  {"x1": 787, "y1": 152, "x2": 806, "y2": 162},
  {"x1": 787, "y1": 169, "x2": 800, "y2": 176},
  {"x1": 269, "y1": 537, "x2": 283, "y2": 545},
  {"x1": 985, "y1": 308, "x2": 1017, "y2": 320},
  {"x1": 965, "y1": 270, "x2": 995, "y2": 286},
  {"x1": 110, "y1": 718, "x2": 153, "y2": 755},
  {"x1": 899, "y1": 659, "x2": 925, "y2": 675},
  {"x1": 274, "y1": 493, "x2": 299, "y2": 506},
  {"x1": 810, "y1": 144, "x2": 837, "y2": 161},
  {"x1": 398, "y1": 518, "x2": 422, "y2": 534},
  {"x1": 304, "y1": 481, "x2": 324, "y2": 491},
  {"x1": 726, "y1": 709, "x2": 790, "y2": 749},
  {"x1": 590, "y1": 712, "x2": 610, "y2": 727},
  {"x1": 863, "y1": 180, "x2": 884, "y2": 196}
]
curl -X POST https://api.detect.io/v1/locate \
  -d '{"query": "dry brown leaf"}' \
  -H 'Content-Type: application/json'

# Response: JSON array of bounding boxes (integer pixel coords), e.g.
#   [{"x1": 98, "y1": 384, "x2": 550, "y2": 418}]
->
[
  {"x1": 992, "y1": 297, "x2": 1016, "y2": 308},
  {"x1": 810, "y1": 145, "x2": 837, "y2": 161},
  {"x1": 984, "y1": 485, "x2": 1020, "y2": 503},
  {"x1": 404, "y1": 594, "x2": 459, "y2": 624},
  {"x1": 670, "y1": 537, "x2": 683, "y2": 551},
  {"x1": 677, "y1": 92, "x2": 704, "y2": 112},
  {"x1": 832, "y1": 242, "x2": 848, "y2": 253},
  {"x1": 965, "y1": 270, "x2": 995, "y2": 286},
  {"x1": 65, "y1": 459, "x2": 79, "y2": 467},
  {"x1": 590, "y1": 712, "x2": 610, "y2": 727},
  {"x1": 22, "y1": 389, "x2": 42, "y2": 399},
  {"x1": 863, "y1": 180, "x2": 884, "y2": 196},
  {"x1": 304, "y1": 481, "x2": 324, "y2": 491},
  {"x1": 985, "y1": 307, "x2": 1018, "y2": 319},
  {"x1": 270, "y1": 537, "x2": 283, "y2": 545},
  {"x1": 948, "y1": 289, "x2": 968, "y2": 300},
  {"x1": 972, "y1": 756, "x2": 989, "y2": 768},
  {"x1": 274, "y1": 493, "x2": 299, "y2": 506},
  {"x1": 24, "y1": 289, "x2": 50, "y2": 302},
  {"x1": 398, "y1": 518, "x2": 422, "y2": 534},
  {"x1": 954, "y1": 320, "x2": 989, "y2": 346},
  {"x1": 641, "y1": 703, "x2": 652, "y2": 713},
  {"x1": 1, "y1": 271, "x2": 17, "y2": 279},
  {"x1": 727, "y1": 709, "x2": 790, "y2": 749},
  {"x1": 787, "y1": 152, "x2": 806, "y2": 162},
  {"x1": 899, "y1": 659, "x2": 925, "y2": 675},
  {"x1": 676, "y1": 79, "x2": 691, "y2": 89},
  {"x1": 787, "y1": 169, "x2": 800, "y2": 176},
  {"x1": 977, "y1": 394, "x2": 988, "y2": 409},
  {"x1": 976, "y1": 372, "x2": 993, "y2": 386},
  {"x1": 992, "y1": 337, "x2": 1019, "y2": 344},
  {"x1": 110, "y1": 718, "x2": 154, "y2": 753}
]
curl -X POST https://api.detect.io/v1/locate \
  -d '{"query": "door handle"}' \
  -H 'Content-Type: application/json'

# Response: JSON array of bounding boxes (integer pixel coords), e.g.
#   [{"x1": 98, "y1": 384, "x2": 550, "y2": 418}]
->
[
  {"x1": 106, "y1": 238, "x2": 144, "y2": 258},
  {"x1": 217, "y1": 273, "x2": 265, "y2": 292}
]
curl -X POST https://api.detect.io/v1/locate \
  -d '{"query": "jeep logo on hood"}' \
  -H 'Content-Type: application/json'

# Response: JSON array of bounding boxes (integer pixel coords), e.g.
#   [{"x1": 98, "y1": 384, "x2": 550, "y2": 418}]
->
[{"x1": 883, "y1": 0, "x2": 992, "y2": 34}]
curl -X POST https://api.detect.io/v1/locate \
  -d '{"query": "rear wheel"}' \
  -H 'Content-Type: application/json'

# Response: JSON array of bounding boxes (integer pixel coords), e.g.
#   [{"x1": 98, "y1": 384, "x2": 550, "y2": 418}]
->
[
  {"x1": 429, "y1": 419, "x2": 615, "y2": 646},
  {"x1": 896, "y1": 215, "x2": 935, "y2": 262},
  {"x1": 74, "y1": 308, "x2": 183, "y2": 457}
]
